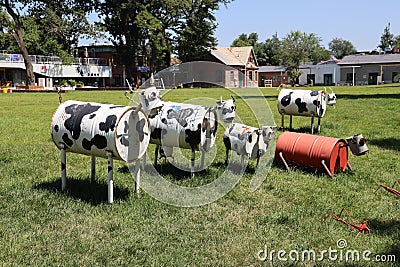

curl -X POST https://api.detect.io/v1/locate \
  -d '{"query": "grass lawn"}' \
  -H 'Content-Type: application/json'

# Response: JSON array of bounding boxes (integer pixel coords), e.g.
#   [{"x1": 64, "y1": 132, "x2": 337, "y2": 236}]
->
[{"x1": 0, "y1": 84, "x2": 399, "y2": 266}]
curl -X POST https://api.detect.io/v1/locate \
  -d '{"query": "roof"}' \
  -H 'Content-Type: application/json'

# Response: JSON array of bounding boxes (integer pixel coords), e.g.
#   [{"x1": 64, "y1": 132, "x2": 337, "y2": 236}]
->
[
  {"x1": 258, "y1": 66, "x2": 287, "y2": 73},
  {"x1": 338, "y1": 54, "x2": 400, "y2": 65},
  {"x1": 211, "y1": 46, "x2": 258, "y2": 68}
]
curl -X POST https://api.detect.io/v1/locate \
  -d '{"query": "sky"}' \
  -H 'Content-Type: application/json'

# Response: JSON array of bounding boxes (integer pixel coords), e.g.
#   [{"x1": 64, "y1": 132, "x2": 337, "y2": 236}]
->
[{"x1": 214, "y1": 0, "x2": 400, "y2": 51}]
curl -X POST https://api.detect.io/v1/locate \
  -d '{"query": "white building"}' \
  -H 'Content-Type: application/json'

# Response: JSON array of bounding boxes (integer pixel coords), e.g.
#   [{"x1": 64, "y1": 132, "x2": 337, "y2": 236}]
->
[{"x1": 0, "y1": 52, "x2": 112, "y2": 89}]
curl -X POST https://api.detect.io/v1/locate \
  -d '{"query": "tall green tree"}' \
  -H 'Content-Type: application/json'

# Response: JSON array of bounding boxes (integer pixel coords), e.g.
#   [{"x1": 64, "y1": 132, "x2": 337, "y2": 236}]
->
[
  {"x1": 281, "y1": 30, "x2": 328, "y2": 85},
  {"x1": 378, "y1": 22, "x2": 394, "y2": 51},
  {"x1": 97, "y1": 0, "x2": 145, "y2": 83},
  {"x1": 263, "y1": 33, "x2": 282, "y2": 66},
  {"x1": 328, "y1": 38, "x2": 356, "y2": 59},
  {"x1": 175, "y1": 0, "x2": 232, "y2": 62},
  {"x1": 231, "y1": 32, "x2": 258, "y2": 47}
]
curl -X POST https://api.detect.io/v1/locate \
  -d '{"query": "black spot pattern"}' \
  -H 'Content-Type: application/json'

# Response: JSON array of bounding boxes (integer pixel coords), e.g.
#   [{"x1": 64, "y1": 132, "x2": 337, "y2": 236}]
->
[
  {"x1": 150, "y1": 128, "x2": 167, "y2": 140},
  {"x1": 136, "y1": 118, "x2": 148, "y2": 142},
  {"x1": 64, "y1": 103, "x2": 101, "y2": 140},
  {"x1": 99, "y1": 115, "x2": 117, "y2": 133},
  {"x1": 295, "y1": 98, "x2": 308, "y2": 113},
  {"x1": 62, "y1": 133, "x2": 73, "y2": 147},
  {"x1": 310, "y1": 90, "x2": 319, "y2": 96},
  {"x1": 82, "y1": 134, "x2": 107, "y2": 150},
  {"x1": 281, "y1": 92, "x2": 293, "y2": 106},
  {"x1": 185, "y1": 123, "x2": 201, "y2": 149},
  {"x1": 167, "y1": 108, "x2": 194, "y2": 127},
  {"x1": 54, "y1": 125, "x2": 59, "y2": 132}
]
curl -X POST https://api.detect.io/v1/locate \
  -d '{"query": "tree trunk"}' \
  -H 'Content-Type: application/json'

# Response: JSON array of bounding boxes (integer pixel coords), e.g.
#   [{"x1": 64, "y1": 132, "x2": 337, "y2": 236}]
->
[
  {"x1": 13, "y1": 29, "x2": 36, "y2": 86},
  {"x1": 4, "y1": 0, "x2": 36, "y2": 86}
]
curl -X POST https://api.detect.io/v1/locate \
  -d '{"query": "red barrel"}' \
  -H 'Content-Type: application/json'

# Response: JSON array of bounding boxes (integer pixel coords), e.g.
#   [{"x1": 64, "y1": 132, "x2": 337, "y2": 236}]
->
[{"x1": 276, "y1": 132, "x2": 349, "y2": 176}]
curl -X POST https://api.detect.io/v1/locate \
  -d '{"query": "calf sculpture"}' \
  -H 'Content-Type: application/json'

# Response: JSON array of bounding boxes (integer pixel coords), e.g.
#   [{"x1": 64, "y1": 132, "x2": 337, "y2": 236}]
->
[{"x1": 223, "y1": 123, "x2": 277, "y2": 168}]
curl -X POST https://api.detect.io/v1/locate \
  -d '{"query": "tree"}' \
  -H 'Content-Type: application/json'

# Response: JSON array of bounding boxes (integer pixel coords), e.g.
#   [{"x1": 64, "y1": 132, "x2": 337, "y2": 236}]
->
[
  {"x1": 378, "y1": 22, "x2": 394, "y2": 51},
  {"x1": 263, "y1": 33, "x2": 282, "y2": 66},
  {"x1": 328, "y1": 38, "x2": 356, "y2": 59},
  {"x1": 231, "y1": 32, "x2": 258, "y2": 47},
  {"x1": 175, "y1": 0, "x2": 232, "y2": 62},
  {"x1": 393, "y1": 35, "x2": 400, "y2": 50},
  {"x1": 231, "y1": 32, "x2": 268, "y2": 65},
  {"x1": 281, "y1": 30, "x2": 328, "y2": 85}
]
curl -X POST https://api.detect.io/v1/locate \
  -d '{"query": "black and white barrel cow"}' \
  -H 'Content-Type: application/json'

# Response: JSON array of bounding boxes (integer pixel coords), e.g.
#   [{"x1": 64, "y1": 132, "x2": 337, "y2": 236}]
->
[
  {"x1": 139, "y1": 87, "x2": 234, "y2": 176},
  {"x1": 223, "y1": 123, "x2": 277, "y2": 168},
  {"x1": 277, "y1": 88, "x2": 336, "y2": 133},
  {"x1": 51, "y1": 100, "x2": 150, "y2": 202}
]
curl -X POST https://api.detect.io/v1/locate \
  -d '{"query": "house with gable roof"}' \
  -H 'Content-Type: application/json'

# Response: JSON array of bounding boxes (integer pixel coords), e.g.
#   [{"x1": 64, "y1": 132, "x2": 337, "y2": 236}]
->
[{"x1": 209, "y1": 46, "x2": 259, "y2": 87}]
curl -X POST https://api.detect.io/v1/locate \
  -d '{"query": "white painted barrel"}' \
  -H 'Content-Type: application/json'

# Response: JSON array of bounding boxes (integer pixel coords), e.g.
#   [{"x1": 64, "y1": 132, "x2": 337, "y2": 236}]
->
[
  {"x1": 149, "y1": 102, "x2": 218, "y2": 151},
  {"x1": 51, "y1": 100, "x2": 150, "y2": 161},
  {"x1": 277, "y1": 89, "x2": 327, "y2": 118}
]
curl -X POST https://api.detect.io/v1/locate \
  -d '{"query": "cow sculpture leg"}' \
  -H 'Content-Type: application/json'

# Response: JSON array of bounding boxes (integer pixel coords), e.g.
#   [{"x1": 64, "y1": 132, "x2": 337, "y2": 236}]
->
[
  {"x1": 311, "y1": 113, "x2": 315, "y2": 134},
  {"x1": 106, "y1": 151, "x2": 114, "y2": 204},
  {"x1": 61, "y1": 144, "x2": 67, "y2": 191},
  {"x1": 91, "y1": 155, "x2": 96, "y2": 183},
  {"x1": 200, "y1": 149, "x2": 205, "y2": 171},
  {"x1": 191, "y1": 149, "x2": 195, "y2": 178},
  {"x1": 317, "y1": 117, "x2": 321, "y2": 133},
  {"x1": 154, "y1": 144, "x2": 160, "y2": 167}
]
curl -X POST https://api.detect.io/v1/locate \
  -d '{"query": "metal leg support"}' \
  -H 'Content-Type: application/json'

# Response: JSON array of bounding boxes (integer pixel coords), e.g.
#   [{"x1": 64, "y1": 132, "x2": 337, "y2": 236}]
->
[
  {"x1": 61, "y1": 145, "x2": 66, "y2": 191},
  {"x1": 311, "y1": 114, "x2": 315, "y2": 134},
  {"x1": 91, "y1": 155, "x2": 96, "y2": 183},
  {"x1": 191, "y1": 149, "x2": 195, "y2": 178},
  {"x1": 135, "y1": 159, "x2": 141, "y2": 196},
  {"x1": 106, "y1": 151, "x2": 114, "y2": 204}
]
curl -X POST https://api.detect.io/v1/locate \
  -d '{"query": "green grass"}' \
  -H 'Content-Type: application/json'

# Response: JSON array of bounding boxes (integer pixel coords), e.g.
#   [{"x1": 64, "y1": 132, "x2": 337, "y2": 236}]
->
[{"x1": 0, "y1": 85, "x2": 399, "y2": 266}]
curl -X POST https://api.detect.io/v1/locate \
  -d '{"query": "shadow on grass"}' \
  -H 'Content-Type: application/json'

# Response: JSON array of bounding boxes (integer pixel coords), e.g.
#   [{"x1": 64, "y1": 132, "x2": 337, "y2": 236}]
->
[
  {"x1": 273, "y1": 160, "x2": 354, "y2": 179},
  {"x1": 369, "y1": 138, "x2": 400, "y2": 152},
  {"x1": 369, "y1": 219, "x2": 400, "y2": 261},
  {"x1": 34, "y1": 177, "x2": 130, "y2": 205},
  {"x1": 337, "y1": 93, "x2": 400, "y2": 99},
  {"x1": 143, "y1": 159, "x2": 257, "y2": 180},
  {"x1": 279, "y1": 126, "x2": 315, "y2": 134}
]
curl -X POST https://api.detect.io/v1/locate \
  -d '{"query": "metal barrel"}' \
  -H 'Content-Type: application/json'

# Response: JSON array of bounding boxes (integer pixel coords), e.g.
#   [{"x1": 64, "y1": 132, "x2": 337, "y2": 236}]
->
[
  {"x1": 276, "y1": 132, "x2": 348, "y2": 174},
  {"x1": 51, "y1": 100, "x2": 150, "y2": 162},
  {"x1": 277, "y1": 89, "x2": 327, "y2": 118},
  {"x1": 148, "y1": 102, "x2": 218, "y2": 151}
]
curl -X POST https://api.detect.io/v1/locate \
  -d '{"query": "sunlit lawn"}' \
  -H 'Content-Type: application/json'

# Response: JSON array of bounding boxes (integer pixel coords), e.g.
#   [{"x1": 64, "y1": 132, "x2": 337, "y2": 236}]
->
[{"x1": 0, "y1": 84, "x2": 399, "y2": 266}]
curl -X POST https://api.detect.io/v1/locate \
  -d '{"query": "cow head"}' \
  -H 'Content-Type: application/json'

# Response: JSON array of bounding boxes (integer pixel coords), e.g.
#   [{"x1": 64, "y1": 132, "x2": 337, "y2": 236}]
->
[
  {"x1": 138, "y1": 86, "x2": 162, "y2": 113},
  {"x1": 216, "y1": 96, "x2": 236, "y2": 123},
  {"x1": 325, "y1": 87, "x2": 336, "y2": 106}
]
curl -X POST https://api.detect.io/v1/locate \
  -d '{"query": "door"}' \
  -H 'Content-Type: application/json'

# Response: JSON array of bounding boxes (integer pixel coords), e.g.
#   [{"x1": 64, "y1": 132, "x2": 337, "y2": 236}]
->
[
  {"x1": 324, "y1": 74, "x2": 333, "y2": 85},
  {"x1": 368, "y1": 72, "x2": 378, "y2": 85}
]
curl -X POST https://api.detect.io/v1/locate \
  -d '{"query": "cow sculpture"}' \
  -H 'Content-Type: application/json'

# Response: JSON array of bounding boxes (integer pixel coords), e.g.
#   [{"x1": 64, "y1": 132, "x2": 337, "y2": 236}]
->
[
  {"x1": 223, "y1": 123, "x2": 277, "y2": 168},
  {"x1": 277, "y1": 88, "x2": 336, "y2": 133},
  {"x1": 138, "y1": 86, "x2": 236, "y2": 177},
  {"x1": 51, "y1": 100, "x2": 150, "y2": 203}
]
